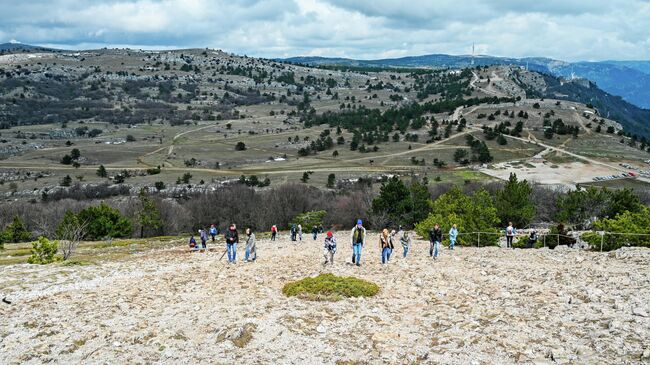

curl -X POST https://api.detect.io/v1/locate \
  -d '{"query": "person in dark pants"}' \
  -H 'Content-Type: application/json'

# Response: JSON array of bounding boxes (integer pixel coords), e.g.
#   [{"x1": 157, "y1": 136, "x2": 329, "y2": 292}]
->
[
  {"x1": 312, "y1": 225, "x2": 318, "y2": 240},
  {"x1": 506, "y1": 222, "x2": 516, "y2": 248},
  {"x1": 428, "y1": 224, "x2": 442, "y2": 259}
]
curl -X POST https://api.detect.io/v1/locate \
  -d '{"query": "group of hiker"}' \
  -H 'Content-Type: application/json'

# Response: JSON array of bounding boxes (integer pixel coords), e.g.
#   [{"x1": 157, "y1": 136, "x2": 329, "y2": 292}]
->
[{"x1": 189, "y1": 219, "x2": 537, "y2": 265}]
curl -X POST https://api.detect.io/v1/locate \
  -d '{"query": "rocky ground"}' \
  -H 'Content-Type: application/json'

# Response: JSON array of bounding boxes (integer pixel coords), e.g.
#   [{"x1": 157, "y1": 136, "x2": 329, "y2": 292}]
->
[{"x1": 1, "y1": 234, "x2": 649, "y2": 364}]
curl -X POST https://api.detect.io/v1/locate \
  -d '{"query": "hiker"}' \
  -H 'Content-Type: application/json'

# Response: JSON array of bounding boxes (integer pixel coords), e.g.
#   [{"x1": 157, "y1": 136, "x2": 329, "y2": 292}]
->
[
  {"x1": 350, "y1": 219, "x2": 366, "y2": 266},
  {"x1": 312, "y1": 225, "x2": 318, "y2": 240},
  {"x1": 245, "y1": 228, "x2": 256, "y2": 262},
  {"x1": 271, "y1": 225, "x2": 278, "y2": 241},
  {"x1": 224, "y1": 223, "x2": 239, "y2": 263},
  {"x1": 199, "y1": 229, "x2": 208, "y2": 250},
  {"x1": 399, "y1": 229, "x2": 412, "y2": 258},
  {"x1": 189, "y1": 235, "x2": 198, "y2": 251},
  {"x1": 527, "y1": 229, "x2": 538, "y2": 248},
  {"x1": 290, "y1": 224, "x2": 297, "y2": 241},
  {"x1": 428, "y1": 224, "x2": 442, "y2": 259},
  {"x1": 505, "y1": 222, "x2": 516, "y2": 249},
  {"x1": 298, "y1": 224, "x2": 303, "y2": 241},
  {"x1": 209, "y1": 224, "x2": 218, "y2": 242},
  {"x1": 380, "y1": 229, "x2": 393, "y2": 264},
  {"x1": 449, "y1": 224, "x2": 458, "y2": 250},
  {"x1": 323, "y1": 231, "x2": 337, "y2": 265}
]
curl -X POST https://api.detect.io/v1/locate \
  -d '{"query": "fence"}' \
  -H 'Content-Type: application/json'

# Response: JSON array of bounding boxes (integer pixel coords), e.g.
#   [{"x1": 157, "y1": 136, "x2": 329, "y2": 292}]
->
[{"x1": 448, "y1": 231, "x2": 650, "y2": 252}]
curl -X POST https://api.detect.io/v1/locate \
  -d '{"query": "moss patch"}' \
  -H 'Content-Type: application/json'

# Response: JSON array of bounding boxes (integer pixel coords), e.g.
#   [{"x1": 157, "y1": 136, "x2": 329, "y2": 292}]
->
[{"x1": 282, "y1": 273, "x2": 379, "y2": 301}]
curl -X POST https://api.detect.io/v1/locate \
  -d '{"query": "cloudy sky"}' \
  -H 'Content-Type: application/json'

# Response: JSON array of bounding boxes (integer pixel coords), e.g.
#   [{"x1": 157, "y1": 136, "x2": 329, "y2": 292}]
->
[{"x1": 1, "y1": 0, "x2": 649, "y2": 61}]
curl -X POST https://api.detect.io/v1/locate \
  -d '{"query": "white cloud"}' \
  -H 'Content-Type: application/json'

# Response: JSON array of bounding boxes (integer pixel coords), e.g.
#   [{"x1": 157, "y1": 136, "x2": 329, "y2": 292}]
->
[{"x1": 0, "y1": 0, "x2": 648, "y2": 61}]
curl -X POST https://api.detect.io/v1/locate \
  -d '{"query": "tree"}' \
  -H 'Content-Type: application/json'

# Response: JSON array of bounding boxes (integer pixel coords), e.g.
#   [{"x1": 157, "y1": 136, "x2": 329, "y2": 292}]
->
[
  {"x1": 96, "y1": 165, "x2": 107, "y2": 177},
  {"x1": 3, "y1": 216, "x2": 31, "y2": 243},
  {"x1": 409, "y1": 180, "x2": 432, "y2": 224},
  {"x1": 604, "y1": 188, "x2": 643, "y2": 219},
  {"x1": 292, "y1": 210, "x2": 327, "y2": 229},
  {"x1": 326, "y1": 173, "x2": 336, "y2": 188},
  {"x1": 495, "y1": 173, "x2": 535, "y2": 227},
  {"x1": 78, "y1": 203, "x2": 133, "y2": 240},
  {"x1": 453, "y1": 149, "x2": 468, "y2": 163},
  {"x1": 60, "y1": 174, "x2": 72, "y2": 187},
  {"x1": 372, "y1": 176, "x2": 412, "y2": 226},
  {"x1": 556, "y1": 187, "x2": 608, "y2": 229},
  {"x1": 235, "y1": 142, "x2": 247, "y2": 151},
  {"x1": 137, "y1": 189, "x2": 163, "y2": 238},
  {"x1": 61, "y1": 154, "x2": 73, "y2": 165},
  {"x1": 415, "y1": 186, "x2": 500, "y2": 246},
  {"x1": 55, "y1": 210, "x2": 87, "y2": 261},
  {"x1": 27, "y1": 237, "x2": 59, "y2": 264},
  {"x1": 300, "y1": 171, "x2": 312, "y2": 183},
  {"x1": 582, "y1": 206, "x2": 650, "y2": 251},
  {"x1": 70, "y1": 148, "x2": 81, "y2": 160},
  {"x1": 126, "y1": 135, "x2": 136, "y2": 142},
  {"x1": 154, "y1": 181, "x2": 166, "y2": 191},
  {"x1": 181, "y1": 172, "x2": 192, "y2": 184}
]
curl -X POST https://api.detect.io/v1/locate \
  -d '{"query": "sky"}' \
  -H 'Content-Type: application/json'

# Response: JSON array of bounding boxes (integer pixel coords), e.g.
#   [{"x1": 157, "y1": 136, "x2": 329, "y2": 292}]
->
[{"x1": 1, "y1": 0, "x2": 649, "y2": 61}]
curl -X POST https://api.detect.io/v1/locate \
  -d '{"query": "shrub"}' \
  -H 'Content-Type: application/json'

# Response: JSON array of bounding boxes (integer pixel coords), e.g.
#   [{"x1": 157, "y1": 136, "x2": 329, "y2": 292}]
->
[
  {"x1": 292, "y1": 210, "x2": 327, "y2": 229},
  {"x1": 78, "y1": 203, "x2": 133, "y2": 240},
  {"x1": 582, "y1": 207, "x2": 650, "y2": 251},
  {"x1": 27, "y1": 236, "x2": 59, "y2": 264},
  {"x1": 282, "y1": 273, "x2": 379, "y2": 301},
  {"x1": 3, "y1": 216, "x2": 31, "y2": 243},
  {"x1": 415, "y1": 186, "x2": 500, "y2": 246},
  {"x1": 235, "y1": 141, "x2": 247, "y2": 151}
]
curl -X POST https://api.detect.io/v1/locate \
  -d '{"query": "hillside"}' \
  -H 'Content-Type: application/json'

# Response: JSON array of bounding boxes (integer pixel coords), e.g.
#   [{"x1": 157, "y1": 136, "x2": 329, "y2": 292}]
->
[
  {"x1": 283, "y1": 54, "x2": 650, "y2": 109},
  {"x1": 0, "y1": 48, "x2": 649, "y2": 199}
]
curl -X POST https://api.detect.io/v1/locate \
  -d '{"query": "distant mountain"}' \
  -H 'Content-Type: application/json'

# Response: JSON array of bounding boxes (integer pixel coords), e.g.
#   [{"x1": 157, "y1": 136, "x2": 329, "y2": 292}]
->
[
  {"x1": 282, "y1": 54, "x2": 650, "y2": 109},
  {"x1": 0, "y1": 42, "x2": 59, "y2": 53}
]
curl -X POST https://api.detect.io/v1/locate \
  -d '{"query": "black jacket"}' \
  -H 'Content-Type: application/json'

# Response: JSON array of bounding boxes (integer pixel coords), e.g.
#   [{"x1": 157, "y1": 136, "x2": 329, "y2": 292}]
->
[
  {"x1": 429, "y1": 228, "x2": 442, "y2": 242},
  {"x1": 225, "y1": 229, "x2": 239, "y2": 244}
]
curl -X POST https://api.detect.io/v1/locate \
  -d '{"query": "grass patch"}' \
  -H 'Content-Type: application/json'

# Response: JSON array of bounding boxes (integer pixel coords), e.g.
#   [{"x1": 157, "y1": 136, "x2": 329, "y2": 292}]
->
[{"x1": 282, "y1": 273, "x2": 379, "y2": 301}]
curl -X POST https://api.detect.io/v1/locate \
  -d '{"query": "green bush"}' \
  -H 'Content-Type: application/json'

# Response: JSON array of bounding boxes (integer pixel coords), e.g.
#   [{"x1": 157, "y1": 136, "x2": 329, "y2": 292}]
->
[
  {"x1": 291, "y1": 210, "x2": 327, "y2": 229},
  {"x1": 78, "y1": 203, "x2": 133, "y2": 240},
  {"x1": 282, "y1": 273, "x2": 379, "y2": 301},
  {"x1": 27, "y1": 236, "x2": 59, "y2": 264},
  {"x1": 582, "y1": 207, "x2": 650, "y2": 251},
  {"x1": 415, "y1": 186, "x2": 500, "y2": 246},
  {"x1": 2, "y1": 216, "x2": 32, "y2": 243}
]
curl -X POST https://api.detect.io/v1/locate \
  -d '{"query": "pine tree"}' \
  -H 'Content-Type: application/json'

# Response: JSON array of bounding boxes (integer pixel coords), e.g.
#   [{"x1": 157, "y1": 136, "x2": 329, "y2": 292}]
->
[{"x1": 97, "y1": 165, "x2": 107, "y2": 177}]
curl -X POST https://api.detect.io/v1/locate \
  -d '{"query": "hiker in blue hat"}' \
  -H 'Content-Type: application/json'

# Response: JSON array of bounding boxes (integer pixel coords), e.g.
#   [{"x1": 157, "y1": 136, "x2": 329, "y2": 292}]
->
[{"x1": 350, "y1": 219, "x2": 366, "y2": 266}]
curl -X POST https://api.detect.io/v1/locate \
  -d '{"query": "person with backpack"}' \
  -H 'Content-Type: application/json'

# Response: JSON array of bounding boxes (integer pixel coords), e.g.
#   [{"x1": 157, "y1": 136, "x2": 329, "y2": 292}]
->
[
  {"x1": 527, "y1": 229, "x2": 538, "y2": 249},
  {"x1": 448, "y1": 224, "x2": 458, "y2": 250},
  {"x1": 189, "y1": 235, "x2": 198, "y2": 251},
  {"x1": 298, "y1": 224, "x2": 303, "y2": 241},
  {"x1": 290, "y1": 224, "x2": 297, "y2": 241},
  {"x1": 350, "y1": 219, "x2": 366, "y2": 266},
  {"x1": 244, "y1": 227, "x2": 256, "y2": 262},
  {"x1": 428, "y1": 224, "x2": 442, "y2": 259},
  {"x1": 199, "y1": 229, "x2": 208, "y2": 250},
  {"x1": 271, "y1": 225, "x2": 278, "y2": 241},
  {"x1": 380, "y1": 229, "x2": 393, "y2": 264},
  {"x1": 209, "y1": 224, "x2": 218, "y2": 242},
  {"x1": 505, "y1": 222, "x2": 516, "y2": 249},
  {"x1": 323, "y1": 231, "x2": 337, "y2": 266},
  {"x1": 311, "y1": 225, "x2": 318, "y2": 240},
  {"x1": 224, "y1": 223, "x2": 239, "y2": 264},
  {"x1": 399, "y1": 229, "x2": 412, "y2": 258}
]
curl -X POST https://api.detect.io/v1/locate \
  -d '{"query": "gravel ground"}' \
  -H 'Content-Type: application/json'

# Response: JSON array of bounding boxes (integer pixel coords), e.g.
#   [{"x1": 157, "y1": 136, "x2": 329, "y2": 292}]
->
[{"x1": 1, "y1": 234, "x2": 649, "y2": 364}]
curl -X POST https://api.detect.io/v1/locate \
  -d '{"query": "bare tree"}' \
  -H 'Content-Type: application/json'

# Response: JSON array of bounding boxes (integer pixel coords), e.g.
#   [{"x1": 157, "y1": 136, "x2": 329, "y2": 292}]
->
[{"x1": 55, "y1": 212, "x2": 88, "y2": 261}]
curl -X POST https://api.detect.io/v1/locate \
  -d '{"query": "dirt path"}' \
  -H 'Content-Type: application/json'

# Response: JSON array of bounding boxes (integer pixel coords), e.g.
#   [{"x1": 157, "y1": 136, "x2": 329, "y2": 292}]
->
[{"x1": 1, "y1": 237, "x2": 648, "y2": 364}]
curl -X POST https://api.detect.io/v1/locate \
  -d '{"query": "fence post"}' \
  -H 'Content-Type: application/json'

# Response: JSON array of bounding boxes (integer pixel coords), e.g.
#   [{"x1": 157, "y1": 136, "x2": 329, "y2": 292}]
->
[
  {"x1": 478, "y1": 232, "x2": 480, "y2": 248},
  {"x1": 600, "y1": 232, "x2": 604, "y2": 252}
]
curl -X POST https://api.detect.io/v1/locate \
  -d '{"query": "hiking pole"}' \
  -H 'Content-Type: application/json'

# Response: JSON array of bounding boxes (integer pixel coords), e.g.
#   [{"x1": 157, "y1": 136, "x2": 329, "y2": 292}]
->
[{"x1": 219, "y1": 248, "x2": 228, "y2": 261}]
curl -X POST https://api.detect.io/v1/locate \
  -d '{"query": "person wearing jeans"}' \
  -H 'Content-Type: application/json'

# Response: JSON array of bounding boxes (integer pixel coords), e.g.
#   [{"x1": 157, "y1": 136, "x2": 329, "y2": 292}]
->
[
  {"x1": 350, "y1": 219, "x2": 366, "y2": 266},
  {"x1": 380, "y1": 229, "x2": 391, "y2": 264},
  {"x1": 224, "y1": 223, "x2": 239, "y2": 263},
  {"x1": 448, "y1": 224, "x2": 458, "y2": 250},
  {"x1": 244, "y1": 227, "x2": 256, "y2": 262},
  {"x1": 429, "y1": 224, "x2": 442, "y2": 259},
  {"x1": 400, "y1": 229, "x2": 411, "y2": 258}
]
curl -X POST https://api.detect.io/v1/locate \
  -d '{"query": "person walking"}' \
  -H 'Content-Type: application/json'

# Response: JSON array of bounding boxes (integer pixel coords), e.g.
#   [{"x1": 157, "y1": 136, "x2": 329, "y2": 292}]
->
[
  {"x1": 298, "y1": 224, "x2": 303, "y2": 241},
  {"x1": 312, "y1": 225, "x2": 318, "y2": 240},
  {"x1": 399, "y1": 229, "x2": 412, "y2": 258},
  {"x1": 209, "y1": 224, "x2": 218, "y2": 242},
  {"x1": 271, "y1": 225, "x2": 278, "y2": 241},
  {"x1": 290, "y1": 224, "x2": 297, "y2": 241},
  {"x1": 199, "y1": 228, "x2": 208, "y2": 250},
  {"x1": 505, "y1": 222, "x2": 516, "y2": 249},
  {"x1": 224, "y1": 223, "x2": 239, "y2": 264},
  {"x1": 448, "y1": 224, "x2": 458, "y2": 250},
  {"x1": 350, "y1": 219, "x2": 366, "y2": 266},
  {"x1": 380, "y1": 229, "x2": 392, "y2": 264},
  {"x1": 428, "y1": 224, "x2": 442, "y2": 259},
  {"x1": 323, "y1": 231, "x2": 337, "y2": 266},
  {"x1": 244, "y1": 227, "x2": 256, "y2": 262}
]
